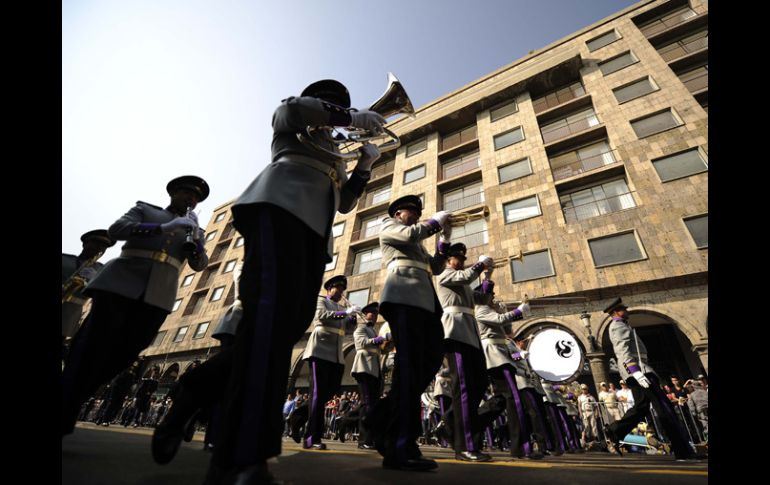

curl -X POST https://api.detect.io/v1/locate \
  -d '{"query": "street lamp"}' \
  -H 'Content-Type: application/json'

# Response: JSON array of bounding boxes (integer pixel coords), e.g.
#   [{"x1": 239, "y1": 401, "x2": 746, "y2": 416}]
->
[{"x1": 580, "y1": 311, "x2": 596, "y2": 352}]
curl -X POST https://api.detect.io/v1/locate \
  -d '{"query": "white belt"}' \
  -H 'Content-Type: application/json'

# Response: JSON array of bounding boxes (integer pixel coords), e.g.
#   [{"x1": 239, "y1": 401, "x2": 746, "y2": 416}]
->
[
  {"x1": 317, "y1": 325, "x2": 345, "y2": 336},
  {"x1": 482, "y1": 337, "x2": 507, "y2": 345},
  {"x1": 121, "y1": 249, "x2": 183, "y2": 270},
  {"x1": 275, "y1": 155, "x2": 341, "y2": 188},
  {"x1": 443, "y1": 306, "x2": 474, "y2": 315},
  {"x1": 387, "y1": 259, "x2": 431, "y2": 273}
]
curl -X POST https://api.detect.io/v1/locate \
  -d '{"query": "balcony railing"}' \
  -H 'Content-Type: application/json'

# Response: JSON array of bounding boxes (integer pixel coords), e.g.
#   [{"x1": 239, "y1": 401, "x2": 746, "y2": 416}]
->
[
  {"x1": 358, "y1": 189, "x2": 391, "y2": 210},
  {"x1": 440, "y1": 153, "x2": 481, "y2": 180},
  {"x1": 659, "y1": 32, "x2": 708, "y2": 62},
  {"x1": 679, "y1": 68, "x2": 708, "y2": 94},
  {"x1": 440, "y1": 126, "x2": 477, "y2": 152},
  {"x1": 350, "y1": 222, "x2": 384, "y2": 242},
  {"x1": 532, "y1": 82, "x2": 586, "y2": 114},
  {"x1": 369, "y1": 159, "x2": 395, "y2": 179},
  {"x1": 550, "y1": 149, "x2": 619, "y2": 181},
  {"x1": 443, "y1": 191, "x2": 485, "y2": 212},
  {"x1": 453, "y1": 229, "x2": 488, "y2": 249},
  {"x1": 639, "y1": 8, "x2": 697, "y2": 37},
  {"x1": 562, "y1": 192, "x2": 636, "y2": 223},
  {"x1": 540, "y1": 112, "x2": 600, "y2": 145}
]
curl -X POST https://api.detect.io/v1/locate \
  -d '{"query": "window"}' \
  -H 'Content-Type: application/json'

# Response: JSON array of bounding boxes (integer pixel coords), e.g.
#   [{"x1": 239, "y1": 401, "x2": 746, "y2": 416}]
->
[
  {"x1": 498, "y1": 158, "x2": 532, "y2": 183},
  {"x1": 347, "y1": 288, "x2": 370, "y2": 309},
  {"x1": 235, "y1": 236, "x2": 244, "y2": 247},
  {"x1": 172, "y1": 299, "x2": 183, "y2": 312},
  {"x1": 588, "y1": 231, "x2": 646, "y2": 267},
  {"x1": 361, "y1": 214, "x2": 385, "y2": 239},
  {"x1": 332, "y1": 222, "x2": 345, "y2": 238},
  {"x1": 184, "y1": 292, "x2": 206, "y2": 316},
  {"x1": 210, "y1": 286, "x2": 226, "y2": 302},
  {"x1": 540, "y1": 107, "x2": 600, "y2": 144},
  {"x1": 370, "y1": 185, "x2": 391, "y2": 205},
  {"x1": 631, "y1": 109, "x2": 682, "y2": 138},
  {"x1": 503, "y1": 195, "x2": 541, "y2": 223},
  {"x1": 214, "y1": 212, "x2": 226, "y2": 223},
  {"x1": 205, "y1": 230, "x2": 218, "y2": 242},
  {"x1": 404, "y1": 165, "x2": 426, "y2": 184},
  {"x1": 493, "y1": 127, "x2": 524, "y2": 150},
  {"x1": 598, "y1": 51, "x2": 638, "y2": 76},
  {"x1": 406, "y1": 138, "x2": 427, "y2": 157},
  {"x1": 490, "y1": 101, "x2": 518, "y2": 122},
  {"x1": 441, "y1": 125, "x2": 477, "y2": 152},
  {"x1": 684, "y1": 214, "x2": 708, "y2": 249},
  {"x1": 150, "y1": 331, "x2": 167, "y2": 347},
  {"x1": 613, "y1": 77, "x2": 658, "y2": 103},
  {"x1": 637, "y1": 5, "x2": 697, "y2": 37},
  {"x1": 651, "y1": 148, "x2": 707, "y2": 182},
  {"x1": 452, "y1": 219, "x2": 488, "y2": 248},
  {"x1": 181, "y1": 274, "x2": 195, "y2": 287},
  {"x1": 326, "y1": 254, "x2": 338, "y2": 271},
  {"x1": 549, "y1": 140, "x2": 616, "y2": 180},
  {"x1": 192, "y1": 322, "x2": 210, "y2": 339},
  {"x1": 443, "y1": 182, "x2": 484, "y2": 212},
  {"x1": 223, "y1": 259, "x2": 237, "y2": 273},
  {"x1": 511, "y1": 250, "x2": 554, "y2": 282},
  {"x1": 678, "y1": 64, "x2": 708, "y2": 93},
  {"x1": 587, "y1": 29, "x2": 620, "y2": 51},
  {"x1": 353, "y1": 247, "x2": 382, "y2": 275},
  {"x1": 560, "y1": 179, "x2": 636, "y2": 223},
  {"x1": 173, "y1": 326, "x2": 189, "y2": 343},
  {"x1": 441, "y1": 151, "x2": 480, "y2": 180}
]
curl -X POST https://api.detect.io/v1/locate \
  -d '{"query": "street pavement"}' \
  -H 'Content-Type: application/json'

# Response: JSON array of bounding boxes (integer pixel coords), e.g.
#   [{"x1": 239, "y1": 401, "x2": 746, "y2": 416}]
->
[{"x1": 62, "y1": 423, "x2": 708, "y2": 484}]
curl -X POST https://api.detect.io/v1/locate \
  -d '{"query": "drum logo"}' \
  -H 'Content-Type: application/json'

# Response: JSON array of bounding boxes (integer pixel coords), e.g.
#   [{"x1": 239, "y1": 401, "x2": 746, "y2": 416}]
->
[{"x1": 555, "y1": 340, "x2": 575, "y2": 358}]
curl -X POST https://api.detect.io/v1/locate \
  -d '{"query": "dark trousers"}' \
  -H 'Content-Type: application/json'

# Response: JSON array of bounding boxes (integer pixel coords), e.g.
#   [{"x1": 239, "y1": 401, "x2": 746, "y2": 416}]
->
[
  {"x1": 212, "y1": 206, "x2": 326, "y2": 468},
  {"x1": 521, "y1": 388, "x2": 548, "y2": 453},
  {"x1": 445, "y1": 340, "x2": 487, "y2": 452},
  {"x1": 608, "y1": 373, "x2": 694, "y2": 458},
  {"x1": 544, "y1": 402, "x2": 566, "y2": 453},
  {"x1": 304, "y1": 358, "x2": 344, "y2": 446},
  {"x1": 378, "y1": 303, "x2": 444, "y2": 462},
  {"x1": 354, "y1": 372, "x2": 381, "y2": 445},
  {"x1": 61, "y1": 291, "x2": 168, "y2": 435},
  {"x1": 488, "y1": 365, "x2": 527, "y2": 456}
]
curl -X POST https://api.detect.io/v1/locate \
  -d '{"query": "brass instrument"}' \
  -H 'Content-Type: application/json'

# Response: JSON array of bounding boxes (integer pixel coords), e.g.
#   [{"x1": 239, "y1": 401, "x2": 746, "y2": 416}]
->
[
  {"x1": 182, "y1": 206, "x2": 197, "y2": 253},
  {"x1": 491, "y1": 250, "x2": 524, "y2": 268},
  {"x1": 339, "y1": 294, "x2": 366, "y2": 323},
  {"x1": 447, "y1": 205, "x2": 490, "y2": 227},
  {"x1": 62, "y1": 250, "x2": 105, "y2": 304},
  {"x1": 502, "y1": 294, "x2": 589, "y2": 308},
  {"x1": 297, "y1": 72, "x2": 416, "y2": 160}
]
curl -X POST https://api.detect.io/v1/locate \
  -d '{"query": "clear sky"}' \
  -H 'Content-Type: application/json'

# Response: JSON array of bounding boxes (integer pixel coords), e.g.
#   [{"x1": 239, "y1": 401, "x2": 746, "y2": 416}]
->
[{"x1": 63, "y1": 0, "x2": 638, "y2": 260}]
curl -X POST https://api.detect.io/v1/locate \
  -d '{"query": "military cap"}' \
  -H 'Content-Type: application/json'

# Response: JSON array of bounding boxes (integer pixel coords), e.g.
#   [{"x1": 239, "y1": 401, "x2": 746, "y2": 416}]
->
[
  {"x1": 323, "y1": 274, "x2": 348, "y2": 290},
  {"x1": 603, "y1": 297, "x2": 628, "y2": 314},
  {"x1": 80, "y1": 229, "x2": 115, "y2": 247},
  {"x1": 166, "y1": 175, "x2": 210, "y2": 202},
  {"x1": 388, "y1": 194, "x2": 423, "y2": 217},
  {"x1": 361, "y1": 302, "x2": 379, "y2": 314},
  {"x1": 301, "y1": 79, "x2": 351, "y2": 109}
]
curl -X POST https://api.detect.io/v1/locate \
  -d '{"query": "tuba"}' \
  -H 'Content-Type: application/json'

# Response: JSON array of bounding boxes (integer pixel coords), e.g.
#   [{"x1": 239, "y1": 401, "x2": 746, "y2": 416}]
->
[{"x1": 297, "y1": 72, "x2": 415, "y2": 160}]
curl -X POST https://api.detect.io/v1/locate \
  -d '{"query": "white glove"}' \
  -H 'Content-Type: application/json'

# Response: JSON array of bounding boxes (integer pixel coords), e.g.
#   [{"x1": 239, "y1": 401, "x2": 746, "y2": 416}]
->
[
  {"x1": 345, "y1": 305, "x2": 362, "y2": 315},
  {"x1": 519, "y1": 350, "x2": 529, "y2": 360},
  {"x1": 517, "y1": 302, "x2": 531, "y2": 317},
  {"x1": 78, "y1": 267, "x2": 98, "y2": 281},
  {"x1": 430, "y1": 211, "x2": 450, "y2": 228},
  {"x1": 355, "y1": 143, "x2": 381, "y2": 172},
  {"x1": 161, "y1": 216, "x2": 197, "y2": 233},
  {"x1": 439, "y1": 224, "x2": 452, "y2": 242},
  {"x1": 632, "y1": 371, "x2": 650, "y2": 388},
  {"x1": 478, "y1": 255, "x2": 494, "y2": 268},
  {"x1": 350, "y1": 110, "x2": 386, "y2": 133}
]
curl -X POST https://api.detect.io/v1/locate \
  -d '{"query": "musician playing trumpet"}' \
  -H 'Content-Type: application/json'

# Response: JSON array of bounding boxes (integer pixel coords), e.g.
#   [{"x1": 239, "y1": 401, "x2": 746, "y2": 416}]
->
[
  {"x1": 301, "y1": 275, "x2": 359, "y2": 450},
  {"x1": 351, "y1": 302, "x2": 386, "y2": 450}
]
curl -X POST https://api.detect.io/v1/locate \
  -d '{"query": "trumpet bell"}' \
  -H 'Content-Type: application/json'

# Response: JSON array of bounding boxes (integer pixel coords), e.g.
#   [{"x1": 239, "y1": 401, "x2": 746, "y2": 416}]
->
[{"x1": 448, "y1": 205, "x2": 491, "y2": 226}]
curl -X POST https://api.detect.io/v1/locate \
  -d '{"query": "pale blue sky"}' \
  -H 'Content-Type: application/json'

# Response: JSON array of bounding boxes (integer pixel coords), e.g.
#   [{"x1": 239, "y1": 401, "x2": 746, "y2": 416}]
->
[{"x1": 63, "y1": 0, "x2": 638, "y2": 259}]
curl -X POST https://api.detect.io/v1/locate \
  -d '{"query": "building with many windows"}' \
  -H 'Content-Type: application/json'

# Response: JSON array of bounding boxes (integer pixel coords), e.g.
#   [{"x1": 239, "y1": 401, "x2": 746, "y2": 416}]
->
[{"x1": 139, "y1": 0, "x2": 708, "y2": 393}]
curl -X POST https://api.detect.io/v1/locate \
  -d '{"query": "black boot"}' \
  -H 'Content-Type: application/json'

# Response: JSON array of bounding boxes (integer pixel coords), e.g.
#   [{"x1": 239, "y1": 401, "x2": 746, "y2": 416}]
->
[{"x1": 151, "y1": 384, "x2": 200, "y2": 465}]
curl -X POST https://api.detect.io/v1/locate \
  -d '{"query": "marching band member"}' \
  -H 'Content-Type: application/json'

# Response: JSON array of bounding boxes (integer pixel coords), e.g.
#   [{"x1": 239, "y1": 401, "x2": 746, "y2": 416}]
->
[
  {"x1": 508, "y1": 334, "x2": 549, "y2": 458},
  {"x1": 436, "y1": 243, "x2": 493, "y2": 462},
  {"x1": 350, "y1": 302, "x2": 385, "y2": 449}
]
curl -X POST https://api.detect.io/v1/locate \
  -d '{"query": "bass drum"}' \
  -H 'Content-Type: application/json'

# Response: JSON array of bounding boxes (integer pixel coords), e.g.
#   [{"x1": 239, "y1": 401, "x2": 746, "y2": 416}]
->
[
  {"x1": 527, "y1": 327, "x2": 584, "y2": 383},
  {"x1": 378, "y1": 321, "x2": 395, "y2": 353}
]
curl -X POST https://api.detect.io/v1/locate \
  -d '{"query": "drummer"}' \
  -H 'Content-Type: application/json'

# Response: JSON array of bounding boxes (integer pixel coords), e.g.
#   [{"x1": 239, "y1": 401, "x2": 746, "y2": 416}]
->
[{"x1": 508, "y1": 333, "x2": 550, "y2": 458}]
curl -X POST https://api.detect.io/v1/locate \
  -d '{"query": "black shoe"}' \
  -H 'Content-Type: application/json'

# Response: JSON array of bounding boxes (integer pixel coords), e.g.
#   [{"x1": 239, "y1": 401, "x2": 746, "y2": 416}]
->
[
  {"x1": 358, "y1": 443, "x2": 376, "y2": 450},
  {"x1": 183, "y1": 410, "x2": 200, "y2": 442},
  {"x1": 603, "y1": 424, "x2": 623, "y2": 456},
  {"x1": 302, "y1": 442, "x2": 327, "y2": 450},
  {"x1": 152, "y1": 421, "x2": 186, "y2": 465},
  {"x1": 382, "y1": 456, "x2": 438, "y2": 471},
  {"x1": 203, "y1": 460, "x2": 282, "y2": 485},
  {"x1": 455, "y1": 451, "x2": 492, "y2": 462},
  {"x1": 338, "y1": 431, "x2": 346, "y2": 443}
]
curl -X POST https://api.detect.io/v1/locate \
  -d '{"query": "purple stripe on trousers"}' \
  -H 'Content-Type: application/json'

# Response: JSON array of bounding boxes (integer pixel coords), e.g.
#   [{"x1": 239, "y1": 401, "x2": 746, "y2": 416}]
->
[
  {"x1": 306, "y1": 360, "x2": 319, "y2": 448},
  {"x1": 502, "y1": 367, "x2": 531, "y2": 456},
  {"x1": 454, "y1": 352, "x2": 475, "y2": 451},
  {"x1": 558, "y1": 408, "x2": 578, "y2": 449},
  {"x1": 525, "y1": 391, "x2": 550, "y2": 449},
  {"x1": 394, "y1": 320, "x2": 410, "y2": 461},
  {"x1": 546, "y1": 404, "x2": 565, "y2": 452},
  {"x1": 235, "y1": 211, "x2": 278, "y2": 464}
]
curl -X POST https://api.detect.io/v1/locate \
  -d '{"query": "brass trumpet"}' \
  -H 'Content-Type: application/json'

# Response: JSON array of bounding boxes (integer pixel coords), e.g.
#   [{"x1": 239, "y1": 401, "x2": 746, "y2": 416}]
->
[
  {"x1": 491, "y1": 250, "x2": 524, "y2": 268},
  {"x1": 448, "y1": 205, "x2": 490, "y2": 227}
]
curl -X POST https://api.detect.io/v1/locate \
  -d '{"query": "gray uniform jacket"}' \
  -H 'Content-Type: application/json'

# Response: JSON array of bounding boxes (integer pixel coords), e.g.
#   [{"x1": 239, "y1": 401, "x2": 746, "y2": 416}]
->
[
  {"x1": 433, "y1": 363, "x2": 453, "y2": 397},
  {"x1": 86, "y1": 202, "x2": 208, "y2": 312},
  {"x1": 379, "y1": 217, "x2": 446, "y2": 313},
  {"x1": 62, "y1": 254, "x2": 104, "y2": 337},
  {"x1": 231, "y1": 96, "x2": 369, "y2": 262},
  {"x1": 608, "y1": 318, "x2": 657, "y2": 381},
  {"x1": 475, "y1": 304, "x2": 522, "y2": 369},
  {"x1": 507, "y1": 340, "x2": 534, "y2": 390},
  {"x1": 351, "y1": 322, "x2": 381, "y2": 378},
  {"x1": 437, "y1": 266, "x2": 484, "y2": 349},
  {"x1": 303, "y1": 296, "x2": 353, "y2": 364},
  {"x1": 541, "y1": 380, "x2": 561, "y2": 404}
]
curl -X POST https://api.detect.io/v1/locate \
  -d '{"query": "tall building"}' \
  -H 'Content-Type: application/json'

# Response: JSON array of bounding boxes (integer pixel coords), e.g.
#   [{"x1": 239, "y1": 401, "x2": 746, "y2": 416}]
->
[{"x1": 141, "y1": 0, "x2": 708, "y2": 393}]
